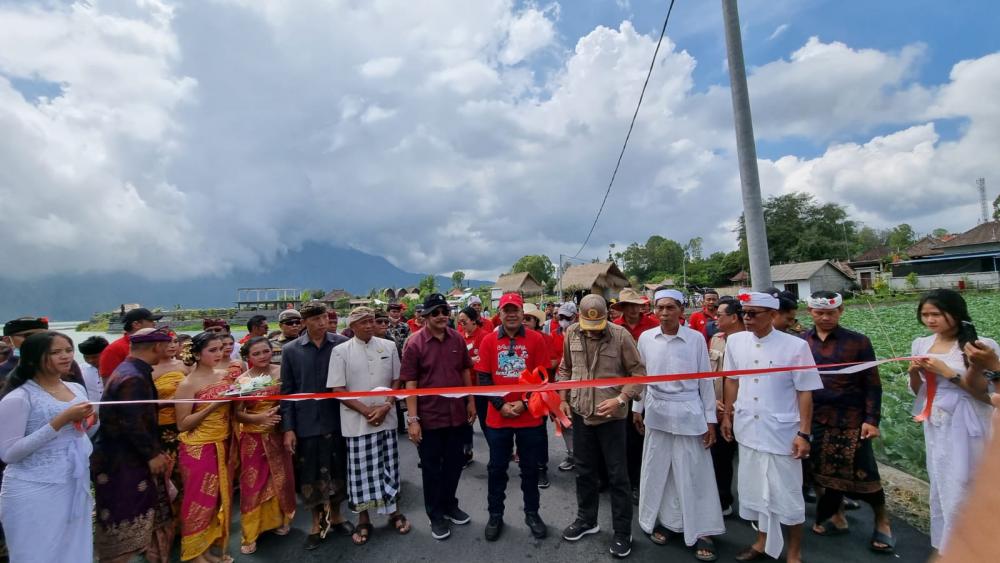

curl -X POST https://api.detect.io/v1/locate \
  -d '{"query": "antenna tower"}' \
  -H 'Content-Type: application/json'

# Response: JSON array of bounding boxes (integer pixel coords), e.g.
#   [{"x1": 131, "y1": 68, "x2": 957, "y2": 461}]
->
[{"x1": 978, "y1": 178, "x2": 988, "y2": 223}]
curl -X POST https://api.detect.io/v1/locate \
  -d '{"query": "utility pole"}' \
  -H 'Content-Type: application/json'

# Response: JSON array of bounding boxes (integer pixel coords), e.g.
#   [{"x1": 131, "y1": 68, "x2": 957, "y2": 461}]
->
[{"x1": 722, "y1": 0, "x2": 772, "y2": 290}]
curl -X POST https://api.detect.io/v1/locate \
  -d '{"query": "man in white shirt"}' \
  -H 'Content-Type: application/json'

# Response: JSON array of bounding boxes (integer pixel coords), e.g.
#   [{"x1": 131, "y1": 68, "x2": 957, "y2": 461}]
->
[
  {"x1": 77, "y1": 336, "x2": 109, "y2": 404},
  {"x1": 633, "y1": 289, "x2": 723, "y2": 560},
  {"x1": 720, "y1": 292, "x2": 822, "y2": 563},
  {"x1": 327, "y1": 307, "x2": 410, "y2": 545}
]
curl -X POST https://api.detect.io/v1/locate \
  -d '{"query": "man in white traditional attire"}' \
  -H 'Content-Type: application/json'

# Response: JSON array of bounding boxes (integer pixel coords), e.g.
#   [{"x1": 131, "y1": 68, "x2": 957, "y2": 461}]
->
[
  {"x1": 632, "y1": 289, "x2": 724, "y2": 561},
  {"x1": 720, "y1": 292, "x2": 822, "y2": 563}
]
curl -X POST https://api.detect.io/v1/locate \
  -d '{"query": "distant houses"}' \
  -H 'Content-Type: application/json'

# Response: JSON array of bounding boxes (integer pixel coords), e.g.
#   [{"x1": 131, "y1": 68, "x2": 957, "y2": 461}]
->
[
  {"x1": 889, "y1": 222, "x2": 1000, "y2": 290},
  {"x1": 770, "y1": 260, "x2": 856, "y2": 298}
]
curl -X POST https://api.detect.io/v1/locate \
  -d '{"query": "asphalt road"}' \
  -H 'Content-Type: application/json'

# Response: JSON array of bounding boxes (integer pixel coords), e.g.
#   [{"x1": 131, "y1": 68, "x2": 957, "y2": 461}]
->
[{"x1": 238, "y1": 427, "x2": 932, "y2": 562}]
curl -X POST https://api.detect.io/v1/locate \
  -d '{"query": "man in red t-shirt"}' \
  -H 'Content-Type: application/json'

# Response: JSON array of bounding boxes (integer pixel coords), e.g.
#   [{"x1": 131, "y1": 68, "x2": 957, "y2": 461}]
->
[
  {"x1": 475, "y1": 293, "x2": 549, "y2": 542},
  {"x1": 98, "y1": 307, "x2": 162, "y2": 378},
  {"x1": 687, "y1": 288, "x2": 720, "y2": 341},
  {"x1": 612, "y1": 288, "x2": 659, "y2": 341}
]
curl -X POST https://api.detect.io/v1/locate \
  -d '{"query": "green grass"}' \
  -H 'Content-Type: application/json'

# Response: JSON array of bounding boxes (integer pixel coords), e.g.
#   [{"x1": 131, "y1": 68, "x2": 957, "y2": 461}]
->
[{"x1": 811, "y1": 291, "x2": 1000, "y2": 481}]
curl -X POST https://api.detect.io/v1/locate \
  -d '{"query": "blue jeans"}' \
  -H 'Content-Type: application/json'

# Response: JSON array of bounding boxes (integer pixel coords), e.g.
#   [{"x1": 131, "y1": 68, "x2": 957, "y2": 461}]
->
[{"x1": 485, "y1": 422, "x2": 546, "y2": 516}]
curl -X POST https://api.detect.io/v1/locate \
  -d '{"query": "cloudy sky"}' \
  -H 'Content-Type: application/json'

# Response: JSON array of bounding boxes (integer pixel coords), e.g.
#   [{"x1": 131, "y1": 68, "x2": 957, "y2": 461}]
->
[{"x1": 2, "y1": 0, "x2": 998, "y2": 281}]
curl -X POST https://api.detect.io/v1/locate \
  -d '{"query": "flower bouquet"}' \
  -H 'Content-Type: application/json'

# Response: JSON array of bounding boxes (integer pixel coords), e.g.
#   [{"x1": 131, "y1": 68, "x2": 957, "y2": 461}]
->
[{"x1": 224, "y1": 373, "x2": 279, "y2": 397}]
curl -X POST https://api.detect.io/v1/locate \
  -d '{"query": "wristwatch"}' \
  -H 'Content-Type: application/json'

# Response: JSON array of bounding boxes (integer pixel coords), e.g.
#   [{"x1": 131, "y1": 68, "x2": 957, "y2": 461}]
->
[
  {"x1": 796, "y1": 431, "x2": 812, "y2": 442},
  {"x1": 406, "y1": 415, "x2": 420, "y2": 425},
  {"x1": 616, "y1": 395, "x2": 627, "y2": 407}
]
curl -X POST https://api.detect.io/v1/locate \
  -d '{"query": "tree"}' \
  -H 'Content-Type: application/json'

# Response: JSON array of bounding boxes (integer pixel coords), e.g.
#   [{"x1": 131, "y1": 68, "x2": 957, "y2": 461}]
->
[
  {"x1": 932, "y1": 228, "x2": 949, "y2": 238},
  {"x1": 739, "y1": 193, "x2": 859, "y2": 263},
  {"x1": 451, "y1": 270, "x2": 466, "y2": 289},
  {"x1": 311, "y1": 289, "x2": 326, "y2": 300},
  {"x1": 685, "y1": 237, "x2": 703, "y2": 262},
  {"x1": 886, "y1": 223, "x2": 917, "y2": 252},
  {"x1": 418, "y1": 275, "x2": 437, "y2": 297},
  {"x1": 511, "y1": 255, "x2": 555, "y2": 286}
]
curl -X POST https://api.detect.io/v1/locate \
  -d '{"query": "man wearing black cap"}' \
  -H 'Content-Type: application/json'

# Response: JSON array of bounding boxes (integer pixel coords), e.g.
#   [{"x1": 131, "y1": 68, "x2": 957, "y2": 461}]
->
[
  {"x1": 386, "y1": 303, "x2": 410, "y2": 358},
  {"x1": 0, "y1": 317, "x2": 49, "y2": 382},
  {"x1": 99, "y1": 307, "x2": 163, "y2": 378},
  {"x1": 279, "y1": 301, "x2": 355, "y2": 550},
  {"x1": 78, "y1": 336, "x2": 110, "y2": 403},
  {"x1": 92, "y1": 328, "x2": 174, "y2": 562},
  {"x1": 400, "y1": 293, "x2": 476, "y2": 541}
]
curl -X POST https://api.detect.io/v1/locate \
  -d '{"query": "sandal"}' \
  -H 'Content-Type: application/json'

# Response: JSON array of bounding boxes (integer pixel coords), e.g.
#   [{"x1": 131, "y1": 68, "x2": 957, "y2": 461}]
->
[
  {"x1": 734, "y1": 545, "x2": 767, "y2": 561},
  {"x1": 648, "y1": 524, "x2": 670, "y2": 545},
  {"x1": 694, "y1": 537, "x2": 718, "y2": 562},
  {"x1": 240, "y1": 542, "x2": 257, "y2": 555},
  {"x1": 352, "y1": 522, "x2": 373, "y2": 546},
  {"x1": 329, "y1": 519, "x2": 356, "y2": 537},
  {"x1": 812, "y1": 519, "x2": 850, "y2": 536},
  {"x1": 388, "y1": 513, "x2": 411, "y2": 534},
  {"x1": 318, "y1": 505, "x2": 333, "y2": 539},
  {"x1": 274, "y1": 524, "x2": 291, "y2": 536},
  {"x1": 870, "y1": 530, "x2": 896, "y2": 554}
]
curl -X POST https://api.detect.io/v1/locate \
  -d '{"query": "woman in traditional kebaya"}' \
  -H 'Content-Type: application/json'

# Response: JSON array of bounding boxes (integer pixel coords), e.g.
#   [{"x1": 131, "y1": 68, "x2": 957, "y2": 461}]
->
[
  {"x1": 234, "y1": 337, "x2": 296, "y2": 554},
  {"x1": 175, "y1": 332, "x2": 236, "y2": 563}
]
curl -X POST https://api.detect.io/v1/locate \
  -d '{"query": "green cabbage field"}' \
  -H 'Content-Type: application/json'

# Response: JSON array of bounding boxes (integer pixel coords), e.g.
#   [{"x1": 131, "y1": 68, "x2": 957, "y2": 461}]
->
[{"x1": 812, "y1": 292, "x2": 1000, "y2": 481}]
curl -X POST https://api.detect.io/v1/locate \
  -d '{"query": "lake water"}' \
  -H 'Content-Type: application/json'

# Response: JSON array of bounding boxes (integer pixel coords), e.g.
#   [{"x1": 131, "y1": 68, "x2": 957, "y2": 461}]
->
[{"x1": 49, "y1": 321, "x2": 249, "y2": 364}]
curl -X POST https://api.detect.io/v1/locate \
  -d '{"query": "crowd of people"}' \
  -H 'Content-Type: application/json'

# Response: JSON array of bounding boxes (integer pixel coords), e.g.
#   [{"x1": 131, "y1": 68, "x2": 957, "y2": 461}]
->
[{"x1": 0, "y1": 285, "x2": 999, "y2": 562}]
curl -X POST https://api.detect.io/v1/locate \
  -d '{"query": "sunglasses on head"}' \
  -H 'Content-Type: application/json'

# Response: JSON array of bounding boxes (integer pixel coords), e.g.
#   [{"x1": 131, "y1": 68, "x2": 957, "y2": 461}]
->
[{"x1": 426, "y1": 307, "x2": 450, "y2": 318}]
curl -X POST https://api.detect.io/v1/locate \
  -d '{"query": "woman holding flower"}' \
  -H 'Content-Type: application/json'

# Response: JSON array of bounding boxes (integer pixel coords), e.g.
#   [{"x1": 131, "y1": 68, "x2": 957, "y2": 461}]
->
[{"x1": 234, "y1": 337, "x2": 296, "y2": 554}]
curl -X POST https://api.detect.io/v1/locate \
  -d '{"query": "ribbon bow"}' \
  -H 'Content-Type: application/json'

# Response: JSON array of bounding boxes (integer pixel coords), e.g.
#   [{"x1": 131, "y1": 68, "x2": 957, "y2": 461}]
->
[{"x1": 519, "y1": 366, "x2": 572, "y2": 436}]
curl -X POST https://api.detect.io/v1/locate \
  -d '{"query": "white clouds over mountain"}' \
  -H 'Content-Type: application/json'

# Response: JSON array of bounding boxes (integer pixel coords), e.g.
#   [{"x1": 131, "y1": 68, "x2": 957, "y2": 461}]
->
[{"x1": 0, "y1": 0, "x2": 997, "y2": 281}]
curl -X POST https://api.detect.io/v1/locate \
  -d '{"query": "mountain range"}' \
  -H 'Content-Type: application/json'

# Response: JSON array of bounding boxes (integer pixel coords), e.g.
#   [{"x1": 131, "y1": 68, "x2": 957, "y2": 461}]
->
[{"x1": 0, "y1": 243, "x2": 491, "y2": 321}]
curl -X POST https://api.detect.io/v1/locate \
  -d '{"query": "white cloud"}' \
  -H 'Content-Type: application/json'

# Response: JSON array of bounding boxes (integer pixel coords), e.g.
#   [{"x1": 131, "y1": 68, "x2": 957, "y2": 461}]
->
[{"x1": 0, "y1": 0, "x2": 997, "y2": 284}]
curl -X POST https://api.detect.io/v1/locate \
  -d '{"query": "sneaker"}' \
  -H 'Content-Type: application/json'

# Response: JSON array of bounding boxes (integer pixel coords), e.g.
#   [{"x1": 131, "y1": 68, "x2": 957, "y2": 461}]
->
[
  {"x1": 562, "y1": 519, "x2": 600, "y2": 541},
  {"x1": 484, "y1": 514, "x2": 504, "y2": 541},
  {"x1": 609, "y1": 533, "x2": 632, "y2": 558},
  {"x1": 558, "y1": 457, "x2": 575, "y2": 471},
  {"x1": 537, "y1": 469, "x2": 551, "y2": 489},
  {"x1": 444, "y1": 506, "x2": 471, "y2": 525},
  {"x1": 430, "y1": 518, "x2": 451, "y2": 540},
  {"x1": 721, "y1": 504, "x2": 734, "y2": 517},
  {"x1": 525, "y1": 512, "x2": 547, "y2": 539}
]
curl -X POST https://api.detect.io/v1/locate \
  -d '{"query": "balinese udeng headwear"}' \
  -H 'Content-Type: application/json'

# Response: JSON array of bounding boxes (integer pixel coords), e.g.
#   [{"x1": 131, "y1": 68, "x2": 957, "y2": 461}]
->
[
  {"x1": 299, "y1": 301, "x2": 328, "y2": 319},
  {"x1": 737, "y1": 291, "x2": 780, "y2": 310},
  {"x1": 129, "y1": 327, "x2": 174, "y2": 343},
  {"x1": 3, "y1": 317, "x2": 48, "y2": 337},
  {"x1": 807, "y1": 293, "x2": 843, "y2": 310},
  {"x1": 653, "y1": 289, "x2": 686, "y2": 306},
  {"x1": 347, "y1": 307, "x2": 375, "y2": 326}
]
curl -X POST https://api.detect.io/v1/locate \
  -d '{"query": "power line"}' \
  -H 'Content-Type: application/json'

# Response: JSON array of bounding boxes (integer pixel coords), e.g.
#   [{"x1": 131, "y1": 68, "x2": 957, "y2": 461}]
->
[{"x1": 571, "y1": 0, "x2": 677, "y2": 258}]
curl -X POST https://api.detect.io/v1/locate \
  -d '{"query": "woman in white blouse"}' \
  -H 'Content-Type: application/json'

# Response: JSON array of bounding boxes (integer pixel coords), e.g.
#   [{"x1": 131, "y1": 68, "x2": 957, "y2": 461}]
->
[
  {"x1": 908, "y1": 289, "x2": 997, "y2": 552},
  {"x1": 0, "y1": 331, "x2": 97, "y2": 563}
]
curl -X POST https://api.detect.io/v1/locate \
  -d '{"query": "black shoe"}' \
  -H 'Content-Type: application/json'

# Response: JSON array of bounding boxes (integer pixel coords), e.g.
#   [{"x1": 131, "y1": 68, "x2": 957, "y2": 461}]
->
[
  {"x1": 304, "y1": 533, "x2": 322, "y2": 550},
  {"x1": 525, "y1": 512, "x2": 547, "y2": 539},
  {"x1": 537, "y1": 469, "x2": 551, "y2": 489},
  {"x1": 610, "y1": 533, "x2": 633, "y2": 558},
  {"x1": 463, "y1": 451, "x2": 474, "y2": 469},
  {"x1": 562, "y1": 519, "x2": 600, "y2": 541},
  {"x1": 430, "y1": 518, "x2": 451, "y2": 540},
  {"x1": 485, "y1": 514, "x2": 504, "y2": 541},
  {"x1": 444, "y1": 506, "x2": 471, "y2": 525},
  {"x1": 631, "y1": 487, "x2": 639, "y2": 506}
]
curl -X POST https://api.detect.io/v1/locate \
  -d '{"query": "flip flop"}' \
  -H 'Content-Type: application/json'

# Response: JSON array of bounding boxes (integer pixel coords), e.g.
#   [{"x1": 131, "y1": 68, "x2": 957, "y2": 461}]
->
[
  {"x1": 388, "y1": 513, "x2": 411, "y2": 534},
  {"x1": 330, "y1": 520, "x2": 356, "y2": 537},
  {"x1": 734, "y1": 545, "x2": 767, "y2": 561},
  {"x1": 694, "y1": 537, "x2": 718, "y2": 562},
  {"x1": 812, "y1": 519, "x2": 850, "y2": 536},
  {"x1": 648, "y1": 524, "x2": 670, "y2": 545},
  {"x1": 240, "y1": 542, "x2": 257, "y2": 555},
  {"x1": 352, "y1": 522, "x2": 373, "y2": 546},
  {"x1": 870, "y1": 530, "x2": 896, "y2": 554}
]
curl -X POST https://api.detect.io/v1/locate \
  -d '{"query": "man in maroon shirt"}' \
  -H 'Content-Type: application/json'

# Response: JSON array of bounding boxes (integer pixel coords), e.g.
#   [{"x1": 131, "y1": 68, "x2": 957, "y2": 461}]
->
[
  {"x1": 98, "y1": 308, "x2": 162, "y2": 378},
  {"x1": 687, "y1": 288, "x2": 720, "y2": 340},
  {"x1": 475, "y1": 293, "x2": 549, "y2": 541},
  {"x1": 400, "y1": 293, "x2": 476, "y2": 541}
]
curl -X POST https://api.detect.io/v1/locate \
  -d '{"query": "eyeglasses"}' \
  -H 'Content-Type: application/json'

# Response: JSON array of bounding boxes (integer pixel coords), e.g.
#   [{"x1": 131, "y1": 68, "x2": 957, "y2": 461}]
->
[
  {"x1": 375, "y1": 319, "x2": 389, "y2": 325},
  {"x1": 426, "y1": 307, "x2": 450, "y2": 318},
  {"x1": 280, "y1": 319, "x2": 302, "y2": 326},
  {"x1": 741, "y1": 310, "x2": 765, "y2": 319}
]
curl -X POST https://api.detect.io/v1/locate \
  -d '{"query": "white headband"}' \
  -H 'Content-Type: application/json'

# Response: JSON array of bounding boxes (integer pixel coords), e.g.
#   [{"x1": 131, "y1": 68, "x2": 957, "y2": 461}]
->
[
  {"x1": 654, "y1": 289, "x2": 685, "y2": 305},
  {"x1": 807, "y1": 293, "x2": 843, "y2": 310},
  {"x1": 737, "y1": 291, "x2": 779, "y2": 310}
]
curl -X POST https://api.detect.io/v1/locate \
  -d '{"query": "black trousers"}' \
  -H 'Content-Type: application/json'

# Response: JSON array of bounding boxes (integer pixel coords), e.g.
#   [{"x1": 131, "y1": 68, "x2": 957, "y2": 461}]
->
[
  {"x1": 485, "y1": 423, "x2": 546, "y2": 515},
  {"x1": 816, "y1": 488, "x2": 886, "y2": 523},
  {"x1": 711, "y1": 437, "x2": 737, "y2": 509},
  {"x1": 625, "y1": 401, "x2": 643, "y2": 490},
  {"x1": 417, "y1": 425, "x2": 467, "y2": 521},
  {"x1": 572, "y1": 413, "x2": 632, "y2": 534}
]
